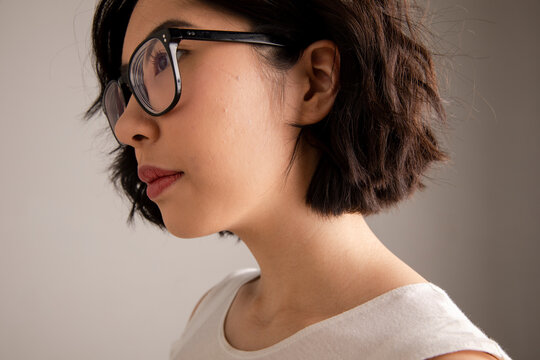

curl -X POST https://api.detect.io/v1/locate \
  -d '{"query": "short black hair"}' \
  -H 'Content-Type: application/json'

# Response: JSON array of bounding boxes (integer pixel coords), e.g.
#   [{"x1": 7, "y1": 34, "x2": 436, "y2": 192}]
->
[{"x1": 85, "y1": 0, "x2": 448, "y2": 236}]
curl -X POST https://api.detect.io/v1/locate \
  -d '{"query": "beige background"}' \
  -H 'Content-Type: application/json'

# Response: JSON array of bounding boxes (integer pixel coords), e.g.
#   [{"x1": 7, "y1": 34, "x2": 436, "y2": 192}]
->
[{"x1": 0, "y1": 0, "x2": 537, "y2": 359}]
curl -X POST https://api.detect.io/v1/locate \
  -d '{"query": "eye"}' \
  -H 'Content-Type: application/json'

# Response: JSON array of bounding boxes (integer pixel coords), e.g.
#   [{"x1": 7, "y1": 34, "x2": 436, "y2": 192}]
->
[
  {"x1": 150, "y1": 50, "x2": 170, "y2": 76},
  {"x1": 176, "y1": 49, "x2": 189, "y2": 61}
]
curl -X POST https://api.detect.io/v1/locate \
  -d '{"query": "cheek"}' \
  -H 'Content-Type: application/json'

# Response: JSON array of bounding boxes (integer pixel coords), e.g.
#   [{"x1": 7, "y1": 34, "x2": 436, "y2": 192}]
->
[
  {"x1": 181, "y1": 53, "x2": 284, "y2": 176},
  {"x1": 157, "y1": 50, "x2": 296, "y2": 235}
]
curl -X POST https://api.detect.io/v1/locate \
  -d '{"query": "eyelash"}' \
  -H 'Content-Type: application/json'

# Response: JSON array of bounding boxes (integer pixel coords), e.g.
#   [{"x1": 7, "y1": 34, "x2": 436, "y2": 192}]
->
[
  {"x1": 148, "y1": 48, "x2": 190, "y2": 64},
  {"x1": 148, "y1": 48, "x2": 190, "y2": 75}
]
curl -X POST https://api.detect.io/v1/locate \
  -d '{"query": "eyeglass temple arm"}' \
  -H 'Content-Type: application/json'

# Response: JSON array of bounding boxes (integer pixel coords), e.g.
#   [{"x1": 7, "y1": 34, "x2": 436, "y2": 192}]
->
[{"x1": 168, "y1": 28, "x2": 286, "y2": 47}]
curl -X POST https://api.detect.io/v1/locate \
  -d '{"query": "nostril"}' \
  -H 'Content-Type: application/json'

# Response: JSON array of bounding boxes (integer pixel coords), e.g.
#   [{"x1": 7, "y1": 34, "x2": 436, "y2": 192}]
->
[{"x1": 133, "y1": 134, "x2": 147, "y2": 141}]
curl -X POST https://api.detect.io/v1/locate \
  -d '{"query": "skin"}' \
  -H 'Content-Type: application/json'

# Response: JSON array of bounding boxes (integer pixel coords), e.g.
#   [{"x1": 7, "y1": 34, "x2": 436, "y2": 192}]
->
[{"x1": 117, "y1": 0, "x2": 498, "y2": 358}]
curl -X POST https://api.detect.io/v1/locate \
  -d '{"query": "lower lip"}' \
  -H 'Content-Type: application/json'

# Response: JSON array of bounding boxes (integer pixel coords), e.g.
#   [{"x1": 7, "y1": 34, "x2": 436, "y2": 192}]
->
[{"x1": 146, "y1": 172, "x2": 183, "y2": 200}]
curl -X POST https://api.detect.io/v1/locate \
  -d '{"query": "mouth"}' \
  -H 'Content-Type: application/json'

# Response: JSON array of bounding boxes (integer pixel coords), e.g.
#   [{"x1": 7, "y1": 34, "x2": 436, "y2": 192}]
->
[
  {"x1": 138, "y1": 165, "x2": 184, "y2": 199},
  {"x1": 138, "y1": 165, "x2": 183, "y2": 184}
]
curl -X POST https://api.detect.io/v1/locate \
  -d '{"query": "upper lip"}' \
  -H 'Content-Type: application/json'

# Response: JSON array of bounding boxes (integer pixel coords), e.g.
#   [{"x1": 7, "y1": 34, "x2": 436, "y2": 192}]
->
[{"x1": 138, "y1": 165, "x2": 183, "y2": 184}]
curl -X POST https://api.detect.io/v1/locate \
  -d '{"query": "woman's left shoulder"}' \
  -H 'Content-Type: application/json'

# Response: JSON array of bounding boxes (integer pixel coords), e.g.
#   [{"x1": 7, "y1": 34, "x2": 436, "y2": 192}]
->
[{"x1": 429, "y1": 350, "x2": 500, "y2": 360}]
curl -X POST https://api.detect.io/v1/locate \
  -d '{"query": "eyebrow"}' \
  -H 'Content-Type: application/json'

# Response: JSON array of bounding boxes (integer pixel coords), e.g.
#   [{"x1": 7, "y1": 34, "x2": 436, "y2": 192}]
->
[{"x1": 120, "y1": 18, "x2": 197, "y2": 76}]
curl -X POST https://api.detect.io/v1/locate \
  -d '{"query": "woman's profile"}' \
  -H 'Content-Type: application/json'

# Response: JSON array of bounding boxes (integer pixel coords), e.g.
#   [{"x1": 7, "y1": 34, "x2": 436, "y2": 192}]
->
[{"x1": 85, "y1": 0, "x2": 511, "y2": 359}]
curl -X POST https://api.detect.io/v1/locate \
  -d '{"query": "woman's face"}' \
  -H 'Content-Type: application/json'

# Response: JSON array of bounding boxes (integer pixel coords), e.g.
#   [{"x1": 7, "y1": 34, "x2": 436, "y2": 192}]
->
[{"x1": 116, "y1": 0, "x2": 303, "y2": 237}]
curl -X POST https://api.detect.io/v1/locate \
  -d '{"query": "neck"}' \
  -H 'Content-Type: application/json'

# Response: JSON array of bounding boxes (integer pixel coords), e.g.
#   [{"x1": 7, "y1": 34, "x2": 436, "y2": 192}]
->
[
  {"x1": 226, "y1": 144, "x2": 424, "y2": 323},
  {"x1": 230, "y1": 201, "x2": 401, "y2": 321}
]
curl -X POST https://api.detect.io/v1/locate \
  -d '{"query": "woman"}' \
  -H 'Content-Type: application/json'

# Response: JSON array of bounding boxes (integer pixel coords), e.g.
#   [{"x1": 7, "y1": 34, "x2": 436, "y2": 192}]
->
[{"x1": 85, "y1": 0, "x2": 511, "y2": 359}]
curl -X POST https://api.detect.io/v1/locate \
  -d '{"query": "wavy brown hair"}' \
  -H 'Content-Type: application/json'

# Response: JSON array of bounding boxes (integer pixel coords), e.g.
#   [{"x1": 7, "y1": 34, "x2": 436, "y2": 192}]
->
[{"x1": 85, "y1": 0, "x2": 448, "y2": 235}]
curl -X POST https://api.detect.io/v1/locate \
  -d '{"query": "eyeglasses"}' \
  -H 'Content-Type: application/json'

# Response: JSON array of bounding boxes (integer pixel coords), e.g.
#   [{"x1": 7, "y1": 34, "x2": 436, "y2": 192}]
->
[{"x1": 102, "y1": 28, "x2": 286, "y2": 145}]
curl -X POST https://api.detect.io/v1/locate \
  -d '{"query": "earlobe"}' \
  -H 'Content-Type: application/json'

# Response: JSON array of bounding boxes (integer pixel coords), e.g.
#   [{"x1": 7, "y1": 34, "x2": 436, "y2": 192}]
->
[{"x1": 298, "y1": 40, "x2": 340, "y2": 125}]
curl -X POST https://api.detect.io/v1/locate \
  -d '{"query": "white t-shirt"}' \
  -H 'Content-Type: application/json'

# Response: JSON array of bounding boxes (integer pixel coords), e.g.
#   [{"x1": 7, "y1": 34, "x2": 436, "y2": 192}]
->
[{"x1": 170, "y1": 268, "x2": 511, "y2": 360}]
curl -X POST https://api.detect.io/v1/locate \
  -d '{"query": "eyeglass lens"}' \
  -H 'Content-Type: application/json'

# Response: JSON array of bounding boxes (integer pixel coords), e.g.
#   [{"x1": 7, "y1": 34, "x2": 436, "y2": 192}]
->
[
  {"x1": 130, "y1": 38, "x2": 176, "y2": 113},
  {"x1": 103, "y1": 38, "x2": 178, "y2": 137},
  {"x1": 103, "y1": 81, "x2": 126, "y2": 132}
]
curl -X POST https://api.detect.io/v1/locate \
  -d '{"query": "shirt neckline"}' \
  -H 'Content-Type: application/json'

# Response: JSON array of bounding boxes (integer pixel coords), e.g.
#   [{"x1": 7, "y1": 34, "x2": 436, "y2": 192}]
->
[{"x1": 217, "y1": 268, "x2": 436, "y2": 358}]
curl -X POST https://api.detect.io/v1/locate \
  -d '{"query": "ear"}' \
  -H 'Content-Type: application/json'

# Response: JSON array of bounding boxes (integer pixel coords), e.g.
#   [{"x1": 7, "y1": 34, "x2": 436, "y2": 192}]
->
[{"x1": 295, "y1": 40, "x2": 340, "y2": 125}]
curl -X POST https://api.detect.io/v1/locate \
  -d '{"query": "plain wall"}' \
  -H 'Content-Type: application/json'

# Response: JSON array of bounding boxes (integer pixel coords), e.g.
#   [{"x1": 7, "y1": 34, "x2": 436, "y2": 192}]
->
[{"x1": 0, "y1": 0, "x2": 537, "y2": 359}]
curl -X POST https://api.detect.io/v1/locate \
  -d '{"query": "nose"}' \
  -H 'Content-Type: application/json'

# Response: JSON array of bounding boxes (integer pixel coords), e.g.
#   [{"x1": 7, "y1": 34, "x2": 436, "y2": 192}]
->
[{"x1": 114, "y1": 97, "x2": 159, "y2": 147}]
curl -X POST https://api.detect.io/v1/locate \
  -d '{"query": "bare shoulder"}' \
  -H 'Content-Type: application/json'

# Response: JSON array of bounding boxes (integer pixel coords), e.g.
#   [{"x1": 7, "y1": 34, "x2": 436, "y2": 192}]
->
[
  {"x1": 188, "y1": 287, "x2": 213, "y2": 321},
  {"x1": 429, "y1": 350, "x2": 500, "y2": 360}
]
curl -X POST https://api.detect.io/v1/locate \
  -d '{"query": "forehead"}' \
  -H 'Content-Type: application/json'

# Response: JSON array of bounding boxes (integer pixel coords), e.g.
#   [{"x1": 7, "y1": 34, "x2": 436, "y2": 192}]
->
[{"x1": 121, "y1": 0, "x2": 251, "y2": 65}]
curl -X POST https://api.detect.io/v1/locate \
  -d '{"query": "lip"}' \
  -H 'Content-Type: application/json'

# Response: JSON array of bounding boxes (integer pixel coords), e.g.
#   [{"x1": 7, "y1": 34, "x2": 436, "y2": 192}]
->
[{"x1": 138, "y1": 165, "x2": 184, "y2": 199}]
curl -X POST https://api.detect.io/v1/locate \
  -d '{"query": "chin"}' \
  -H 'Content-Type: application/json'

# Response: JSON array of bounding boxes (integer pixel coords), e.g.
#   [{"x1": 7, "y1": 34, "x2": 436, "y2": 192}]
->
[
  {"x1": 162, "y1": 216, "x2": 221, "y2": 239},
  {"x1": 165, "y1": 223, "x2": 209, "y2": 239}
]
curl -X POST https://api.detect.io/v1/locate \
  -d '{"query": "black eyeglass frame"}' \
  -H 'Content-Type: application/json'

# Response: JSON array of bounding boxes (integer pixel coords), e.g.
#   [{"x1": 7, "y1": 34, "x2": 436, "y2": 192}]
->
[{"x1": 102, "y1": 28, "x2": 287, "y2": 144}]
